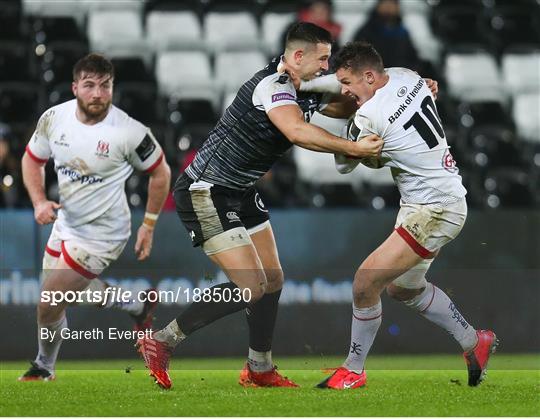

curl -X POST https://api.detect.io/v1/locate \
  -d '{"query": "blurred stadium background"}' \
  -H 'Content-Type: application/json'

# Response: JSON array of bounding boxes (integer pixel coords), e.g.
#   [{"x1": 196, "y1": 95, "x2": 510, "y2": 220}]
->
[{"x1": 0, "y1": 0, "x2": 539, "y2": 360}]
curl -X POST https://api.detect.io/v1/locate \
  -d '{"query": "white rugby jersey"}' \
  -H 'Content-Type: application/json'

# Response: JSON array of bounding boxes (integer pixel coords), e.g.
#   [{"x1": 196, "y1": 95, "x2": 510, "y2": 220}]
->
[
  {"x1": 26, "y1": 99, "x2": 163, "y2": 241},
  {"x1": 343, "y1": 68, "x2": 466, "y2": 204}
]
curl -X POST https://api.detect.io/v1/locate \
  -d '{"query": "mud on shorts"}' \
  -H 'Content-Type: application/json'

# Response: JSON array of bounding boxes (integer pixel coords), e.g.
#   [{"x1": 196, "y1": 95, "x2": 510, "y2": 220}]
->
[
  {"x1": 394, "y1": 198, "x2": 468, "y2": 259},
  {"x1": 173, "y1": 173, "x2": 270, "y2": 255},
  {"x1": 43, "y1": 222, "x2": 127, "y2": 279},
  {"x1": 391, "y1": 198, "x2": 467, "y2": 289}
]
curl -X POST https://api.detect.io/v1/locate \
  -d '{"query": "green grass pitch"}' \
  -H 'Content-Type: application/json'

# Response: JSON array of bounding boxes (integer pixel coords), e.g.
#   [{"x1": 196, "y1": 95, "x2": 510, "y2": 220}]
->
[{"x1": 1, "y1": 354, "x2": 539, "y2": 416}]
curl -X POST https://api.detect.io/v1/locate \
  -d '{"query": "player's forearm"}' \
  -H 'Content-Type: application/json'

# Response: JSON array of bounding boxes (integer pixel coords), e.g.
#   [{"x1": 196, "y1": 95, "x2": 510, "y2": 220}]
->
[
  {"x1": 144, "y1": 161, "x2": 171, "y2": 215},
  {"x1": 21, "y1": 153, "x2": 47, "y2": 207},
  {"x1": 300, "y1": 74, "x2": 341, "y2": 93},
  {"x1": 289, "y1": 123, "x2": 359, "y2": 155}
]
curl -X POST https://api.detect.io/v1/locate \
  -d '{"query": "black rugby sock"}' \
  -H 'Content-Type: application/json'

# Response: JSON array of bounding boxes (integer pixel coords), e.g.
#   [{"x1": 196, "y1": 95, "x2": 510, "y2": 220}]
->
[
  {"x1": 176, "y1": 282, "x2": 249, "y2": 335},
  {"x1": 246, "y1": 289, "x2": 282, "y2": 352}
]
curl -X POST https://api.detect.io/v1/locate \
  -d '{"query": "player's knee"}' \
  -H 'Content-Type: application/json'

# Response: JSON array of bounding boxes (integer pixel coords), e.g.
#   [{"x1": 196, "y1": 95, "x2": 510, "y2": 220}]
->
[
  {"x1": 37, "y1": 300, "x2": 63, "y2": 324},
  {"x1": 386, "y1": 283, "x2": 424, "y2": 301},
  {"x1": 264, "y1": 267, "x2": 284, "y2": 292},
  {"x1": 246, "y1": 281, "x2": 267, "y2": 302}
]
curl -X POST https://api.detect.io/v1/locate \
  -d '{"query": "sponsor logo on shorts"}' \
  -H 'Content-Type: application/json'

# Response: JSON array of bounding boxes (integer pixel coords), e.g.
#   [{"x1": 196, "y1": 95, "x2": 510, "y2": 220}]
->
[
  {"x1": 254, "y1": 193, "x2": 268, "y2": 212},
  {"x1": 271, "y1": 92, "x2": 295, "y2": 103},
  {"x1": 230, "y1": 233, "x2": 244, "y2": 241},
  {"x1": 226, "y1": 211, "x2": 240, "y2": 222}
]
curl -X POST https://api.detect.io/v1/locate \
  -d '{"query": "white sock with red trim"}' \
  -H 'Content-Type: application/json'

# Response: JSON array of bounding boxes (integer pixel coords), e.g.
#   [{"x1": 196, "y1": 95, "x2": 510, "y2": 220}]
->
[
  {"x1": 404, "y1": 282, "x2": 478, "y2": 351},
  {"x1": 343, "y1": 301, "x2": 382, "y2": 373},
  {"x1": 35, "y1": 315, "x2": 67, "y2": 373}
]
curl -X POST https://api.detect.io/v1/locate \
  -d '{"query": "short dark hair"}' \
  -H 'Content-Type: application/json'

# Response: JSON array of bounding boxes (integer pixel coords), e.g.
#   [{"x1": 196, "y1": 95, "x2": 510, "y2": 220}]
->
[
  {"x1": 332, "y1": 41, "x2": 385, "y2": 74},
  {"x1": 285, "y1": 22, "x2": 332, "y2": 49},
  {"x1": 73, "y1": 53, "x2": 114, "y2": 81}
]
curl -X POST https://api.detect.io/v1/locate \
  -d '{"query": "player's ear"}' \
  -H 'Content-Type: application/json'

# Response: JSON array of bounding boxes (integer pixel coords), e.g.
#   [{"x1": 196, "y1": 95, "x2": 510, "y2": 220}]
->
[
  {"x1": 71, "y1": 81, "x2": 77, "y2": 96},
  {"x1": 365, "y1": 71, "x2": 375, "y2": 84},
  {"x1": 293, "y1": 49, "x2": 303, "y2": 64}
]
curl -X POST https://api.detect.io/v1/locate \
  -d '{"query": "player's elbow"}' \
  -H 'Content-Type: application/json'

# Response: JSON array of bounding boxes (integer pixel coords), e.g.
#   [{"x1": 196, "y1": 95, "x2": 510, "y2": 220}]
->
[
  {"x1": 150, "y1": 159, "x2": 171, "y2": 186},
  {"x1": 284, "y1": 123, "x2": 308, "y2": 146}
]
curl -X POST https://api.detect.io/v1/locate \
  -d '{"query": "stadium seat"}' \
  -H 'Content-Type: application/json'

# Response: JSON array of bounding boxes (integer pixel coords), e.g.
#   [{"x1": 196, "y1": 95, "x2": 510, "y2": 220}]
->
[
  {"x1": 479, "y1": 168, "x2": 535, "y2": 208},
  {"x1": 432, "y1": 6, "x2": 487, "y2": 47},
  {"x1": 146, "y1": 11, "x2": 205, "y2": 52},
  {"x1": 113, "y1": 83, "x2": 160, "y2": 125},
  {"x1": 215, "y1": 50, "x2": 267, "y2": 94},
  {"x1": 467, "y1": 126, "x2": 523, "y2": 170},
  {"x1": 155, "y1": 51, "x2": 215, "y2": 103},
  {"x1": 502, "y1": 51, "x2": 540, "y2": 95},
  {"x1": 0, "y1": 41, "x2": 34, "y2": 82},
  {"x1": 457, "y1": 101, "x2": 514, "y2": 130},
  {"x1": 400, "y1": 0, "x2": 430, "y2": 15},
  {"x1": 46, "y1": 82, "x2": 73, "y2": 107},
  {"x1": 0, "y1": 14, "x2": 29, "y2": 42},
  {"x1": 87, "y1": 10, "x2": 145, "y2": 56},
  {"x1": 204, "y1": 12, "x2": 261, "y2": 52},
  {"x1": 38, "y1": 41, "x2": 88, "y2": 85},
  {"x1": 402, "y1": 13, "x2": 441, "y2": 64},
  {"x1": 111, "y1": 57, "x2": 155, "y2": 84},
  {"x1": 144, "y1": 0, "x2": 206, "y2": 18},
  {"x1": 488, "y1": 5, "x2": 540, "y2": 53},
  {"x1": 0, "y1": 83, "x2": 41, "y2": 123},
  {"x1": 166, "y1": 98, "x2": 217, "y2": 127},
  {"x1": 334, "y1": 0, "x2": 376, "y2": 14},
  {"x1": 512, "y1": 93, "x2": 540, "y2": 143},
  {"x1": 335, "y1": 12, "x2": 367, "y2": 44},
  {"x1": 444, "y1": 52, "x2": 505, "y2": 103},
  {"x1": 30, "y1": 16, "x2": 86, "y2": 45},
  {"x1": 22, "y1": 0, "x2": 86, "y2": 26},
  {"x1": 261, "y1": 12, "x2": 295, "y2": 55}
]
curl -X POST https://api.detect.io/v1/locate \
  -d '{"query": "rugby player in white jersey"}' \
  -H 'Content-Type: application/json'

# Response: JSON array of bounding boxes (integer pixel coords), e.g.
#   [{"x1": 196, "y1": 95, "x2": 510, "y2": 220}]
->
[
  {"x1": 136, "y1": 23, "x2": 384, "y2": 390},
  {"x1": 19, "y1": 54, "x2": 171, "y2": 381},
  {"x1": 309, "y1": 42, "x2": 497, "y2": 389}
]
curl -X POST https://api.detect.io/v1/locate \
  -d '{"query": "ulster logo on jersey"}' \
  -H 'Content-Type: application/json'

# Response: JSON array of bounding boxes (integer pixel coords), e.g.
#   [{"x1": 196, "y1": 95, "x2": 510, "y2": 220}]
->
[
  {"x1": 442, "y1": 150, "x2": 458, "y2": 173},
  {"x1": 95, "y1": 140, "x2": 110, "y2": 158}
]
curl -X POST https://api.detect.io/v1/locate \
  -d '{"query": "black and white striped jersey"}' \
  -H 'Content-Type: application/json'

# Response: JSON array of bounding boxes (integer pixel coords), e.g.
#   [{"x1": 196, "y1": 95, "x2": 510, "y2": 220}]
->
[{"x1": 184, "y1": 57, "x2": 326, "y2": 190}]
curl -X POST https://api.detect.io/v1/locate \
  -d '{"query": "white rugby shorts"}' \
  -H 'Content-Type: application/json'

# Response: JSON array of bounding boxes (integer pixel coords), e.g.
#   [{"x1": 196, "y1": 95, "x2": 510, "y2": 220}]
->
[
  {"x1": 394, "y1": 198, "x2": 467, "y2": 258},
  {"x1": 44, "y1": 223, "x2": 126, "y2": 279}
]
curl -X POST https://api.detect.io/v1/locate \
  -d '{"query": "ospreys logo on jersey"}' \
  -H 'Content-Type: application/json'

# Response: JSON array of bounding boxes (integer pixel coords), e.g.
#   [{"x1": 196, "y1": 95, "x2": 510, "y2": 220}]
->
[
  {"x1": 136, "y1": 134, "x2": 156, "y2": 161},
  {"x1": 95, "y1": 140, "x2": 110, "y2": 158},
  {"x1": 255, "y1": 192, "x2": 268, "y2": 212}
]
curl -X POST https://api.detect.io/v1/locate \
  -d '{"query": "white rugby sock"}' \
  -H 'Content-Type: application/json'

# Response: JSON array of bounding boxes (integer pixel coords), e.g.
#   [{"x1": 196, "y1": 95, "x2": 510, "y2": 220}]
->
[
  {"x1": 343, "y1": 301, "x2": 382, "y2": 373},
  {"x1": 404, "y1": 282, "x2": 478, "y2": 351},
  {"x1": 153, "y1": 319, "x2": 186, "y2": 348},
  {"x1": 35, "y1": 316, "x2": 67, "y2": 373},
  {"x1": 247, "y1": 348, "x2": 273, "y2": 372}
]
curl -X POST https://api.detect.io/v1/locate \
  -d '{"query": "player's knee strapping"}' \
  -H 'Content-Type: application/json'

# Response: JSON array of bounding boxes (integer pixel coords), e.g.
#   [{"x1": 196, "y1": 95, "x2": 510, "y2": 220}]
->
[{"x1": 391, "y1": 258, "x2": 433, "y2": 290}]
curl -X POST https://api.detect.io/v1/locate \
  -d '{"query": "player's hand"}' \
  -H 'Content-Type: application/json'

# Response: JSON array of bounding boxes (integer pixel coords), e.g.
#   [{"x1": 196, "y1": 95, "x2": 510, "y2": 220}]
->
[
  {"x1": 351, "y1": 134, "x2": 383, "y2": 158},
  {"x1": 34, "y1": 200, "x2": 61, "y2": 225},
  {"x1": 135, "y1": 224, "x2": 154, "y2": 261},
  {"x1": 425, "y1": 78, "x2": 438, "y2": 99}
]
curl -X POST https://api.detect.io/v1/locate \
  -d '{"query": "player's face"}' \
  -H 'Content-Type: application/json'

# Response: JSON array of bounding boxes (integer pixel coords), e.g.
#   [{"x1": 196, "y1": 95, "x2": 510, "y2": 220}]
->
[
  {"x1": 72, "y1": 72, "x2": 113, "y2": 120},
  {"x1": 299, "y1": 42, "x2": 331, "y2": 81},
  {"x1": 336, "y1": 67, "x2": 373, "y2": 107}
]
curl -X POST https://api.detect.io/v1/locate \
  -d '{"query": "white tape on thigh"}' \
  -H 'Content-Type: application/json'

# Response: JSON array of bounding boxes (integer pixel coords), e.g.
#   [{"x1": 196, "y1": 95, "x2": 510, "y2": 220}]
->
[
  {"x1": 392, "y1": 258, "x2": 433, "y2": 289},
  {"x1": 202, "y1": 227, "x2": 253, "y2": 255},
  {"x1": 247, "y1": 220, "x2": 271, "y2": 235}
]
